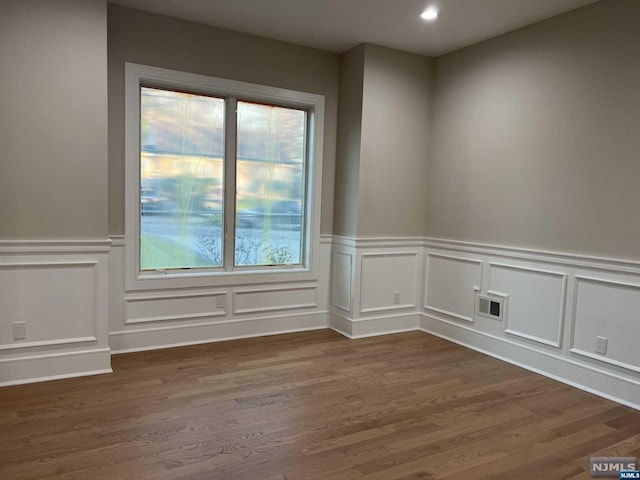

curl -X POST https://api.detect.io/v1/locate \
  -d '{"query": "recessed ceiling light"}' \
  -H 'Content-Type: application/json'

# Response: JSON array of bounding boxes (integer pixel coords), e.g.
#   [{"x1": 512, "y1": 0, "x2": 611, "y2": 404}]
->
[{"x1": 420, "y1": 7, "x2": 438, "y2": 21}]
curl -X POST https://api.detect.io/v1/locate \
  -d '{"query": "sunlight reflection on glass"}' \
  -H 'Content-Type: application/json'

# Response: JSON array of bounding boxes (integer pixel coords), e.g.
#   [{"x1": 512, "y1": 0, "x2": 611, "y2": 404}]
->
[
  {"x1": 140, "y1": 87, "x2": 225, "y2": 271},
  {"x1": 235, "y1": 101, "x2": 307, "y2": 267}
]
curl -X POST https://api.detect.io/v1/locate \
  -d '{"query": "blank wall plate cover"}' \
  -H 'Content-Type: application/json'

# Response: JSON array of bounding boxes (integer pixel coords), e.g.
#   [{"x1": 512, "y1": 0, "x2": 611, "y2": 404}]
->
[
  {"x1": 13, "y1": 322, "x2": 26, "y2": 340},
  {"x1": 393, "y1": 291, "x2": 400, "y2": 305},
  {"x1": 596, "y1": 336, "x2": 608, "y2": 355},
  {"x1": 216, "y1": 295, "x2": 225, "y2": 308}
]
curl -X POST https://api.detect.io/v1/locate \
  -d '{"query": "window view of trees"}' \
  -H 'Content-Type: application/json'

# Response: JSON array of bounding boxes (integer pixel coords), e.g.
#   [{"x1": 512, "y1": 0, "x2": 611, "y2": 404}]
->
[
  {"x1": 139, "y1": 87, "x2": 307, "y2": 271},
  {"x1": 235, "y1": 101, "x2": 306, "y2": 266}
]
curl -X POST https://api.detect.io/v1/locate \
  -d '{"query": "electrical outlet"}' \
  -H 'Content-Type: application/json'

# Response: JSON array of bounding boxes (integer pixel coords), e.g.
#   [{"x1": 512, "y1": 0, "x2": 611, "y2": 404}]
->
[
  {"x1": 216, "y1": 295, "x2": 225, "y2": 308},
  {"x1": 596, "y1": 336, "x2": 608, "y2": 355},
  {"x1": 13, "y1": 322, "x2": 26, "y2": 340},
  {"x1": 393, "y1": 291, "x2": 400, "y2": 305}
]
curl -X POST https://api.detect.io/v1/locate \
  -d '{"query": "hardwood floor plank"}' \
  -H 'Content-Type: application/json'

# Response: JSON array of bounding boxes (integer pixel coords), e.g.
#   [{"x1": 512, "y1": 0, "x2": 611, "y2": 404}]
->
[{"x1": 1, "y1": 330, "x2": 638, "y2": 480}]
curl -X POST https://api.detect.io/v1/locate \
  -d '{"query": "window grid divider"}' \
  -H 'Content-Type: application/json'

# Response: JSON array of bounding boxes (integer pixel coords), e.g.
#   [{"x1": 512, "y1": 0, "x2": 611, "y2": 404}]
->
[{"x1": 224, "y1": 98, "x2": 238, "y2": 271}]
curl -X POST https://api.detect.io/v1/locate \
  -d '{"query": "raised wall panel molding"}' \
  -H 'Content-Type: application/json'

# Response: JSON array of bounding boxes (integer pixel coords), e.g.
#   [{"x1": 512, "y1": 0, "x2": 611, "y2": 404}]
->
[
  {"x1": 424, "y1": 252, "x2": 483, "y2": 323},
  {"x1": 359, "y1": 251, "x2": 419, "y2": 314},
  {"x1": 126, "y1": 290, "x2": 226, "y2": 302},
  {"x1": 125, "y1": 313, "x2": 226, "y2": 325},
  {"x1": 125, "y1": 290, "x2": 227, "y2": 325},
  {"x1": 0, "y1": 241, "x2": 110, "y2": 385},
  {"x1": 331, "y1": 251, "x2": 353, "y2": 313},
  {"x1": 420, "y1": 238, "x2": 640, "y2": 410},
  {"x1": 0, "y1": 261, "x2": 101, "y2": 347},
  {"x1": 489, "y1": 262, "x2": 567, "y2": 348},
  {"x1": 233, "y1": 285, "x2": 318, "y2": 315},
  {"x1": 570, "y1": 275, "x2": 640, "y2": 374}
]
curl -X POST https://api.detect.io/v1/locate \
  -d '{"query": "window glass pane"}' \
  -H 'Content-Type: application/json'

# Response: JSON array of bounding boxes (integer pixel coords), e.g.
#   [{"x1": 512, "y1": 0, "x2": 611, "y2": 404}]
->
[
  {"x1": 140, "y1": 87, "x2": 224, "y2": 271},
  {"x1": 235, "y1": 102, "x2": 307, "y2": 266}
]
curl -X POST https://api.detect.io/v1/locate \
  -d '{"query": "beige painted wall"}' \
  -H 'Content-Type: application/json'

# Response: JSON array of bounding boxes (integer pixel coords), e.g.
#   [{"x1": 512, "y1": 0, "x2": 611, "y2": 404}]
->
[
  {"x1": 333, "y1": 46, "x2": 365, "y2": 238},
  {"x1": 427, "y1": 0, "x2": 640, "y2": 259},
  {"x1": 359, "y1": 45, "x2": 433, "y2": 237},
  {"x1": 0, "y1": 0, "x2": 108, "y2": 239},
  {"x1": 107, "y1": 5, "x2": 340, "y2": 235}
]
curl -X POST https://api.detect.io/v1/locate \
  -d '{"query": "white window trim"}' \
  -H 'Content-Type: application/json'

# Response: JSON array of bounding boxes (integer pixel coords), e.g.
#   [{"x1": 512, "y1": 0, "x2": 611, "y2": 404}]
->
[{"x1": 124, "y1": 63, "x2": 325, "y2": 291}]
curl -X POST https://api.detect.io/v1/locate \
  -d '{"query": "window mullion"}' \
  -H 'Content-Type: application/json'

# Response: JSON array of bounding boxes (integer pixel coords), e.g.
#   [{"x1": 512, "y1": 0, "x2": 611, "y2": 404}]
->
[{"x1": 223, "y1": 97, "x2": 238, "y2": 271}]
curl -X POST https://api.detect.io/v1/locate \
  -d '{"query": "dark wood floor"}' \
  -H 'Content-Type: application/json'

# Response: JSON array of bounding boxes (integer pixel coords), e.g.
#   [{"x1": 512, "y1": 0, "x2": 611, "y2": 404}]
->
[{"x1": 1, "y1": 330, "x2": 639, "y2": 480}]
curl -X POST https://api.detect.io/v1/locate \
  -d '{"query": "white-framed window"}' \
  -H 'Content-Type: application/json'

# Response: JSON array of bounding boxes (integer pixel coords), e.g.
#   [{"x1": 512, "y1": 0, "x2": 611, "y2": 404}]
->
[{"x1": 124, "y1": 63, "x2": 324, "y2": 290}]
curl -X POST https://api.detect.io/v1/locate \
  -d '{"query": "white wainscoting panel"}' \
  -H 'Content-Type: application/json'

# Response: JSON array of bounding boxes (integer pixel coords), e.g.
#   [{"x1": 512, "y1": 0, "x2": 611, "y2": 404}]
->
[
  {"x1": 0, "y1": 262, "x2": 97, "y2": 347},
  {"x1": 0, "y1": 240, "x2": 111, "y2": 386},
  {"x1": 489, "y1": 263, "x2": 566, "y2": 348},
  {"x1": 233, "y1": 285, "x2": 317, "y2": 314},
  {"x1": 359, "y1": 252, "x2": 418, "y2": 314},
  {"x1": 105, "y1": 234, "x2": 640, "y2": 410},
  {"x1": 125, "y1": 291, "x2": 226, "y2": 324},
  {"x1": 331, "y1": 251, "x2": 353, "y2": 313},
  {"x1": 425, "y1": 253, "x2": 483, "y2": 323},
  {"x1": 422, "y1": 237, "x2": 640, "y2": 410},
  {"x1": 109, "y1": 237, "x2": 331, "y2": 353},
  {"x1": 571, "y1": 276, "x2": 640, "y2": 373},
  {"x1": 329, "y1": 238, "x2": 422, "y2": 339}
]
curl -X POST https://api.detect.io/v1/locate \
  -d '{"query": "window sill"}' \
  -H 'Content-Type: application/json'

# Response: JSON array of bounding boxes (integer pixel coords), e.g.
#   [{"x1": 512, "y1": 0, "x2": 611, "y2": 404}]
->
[{"x1": 126, "y1": 265, "x2": 318, "y2": 291}]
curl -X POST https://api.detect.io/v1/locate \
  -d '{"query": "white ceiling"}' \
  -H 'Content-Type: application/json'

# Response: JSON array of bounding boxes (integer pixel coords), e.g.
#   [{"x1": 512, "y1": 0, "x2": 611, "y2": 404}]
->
[{"x1": 109, "y1": 0, "x2": 599, "y2": 57}]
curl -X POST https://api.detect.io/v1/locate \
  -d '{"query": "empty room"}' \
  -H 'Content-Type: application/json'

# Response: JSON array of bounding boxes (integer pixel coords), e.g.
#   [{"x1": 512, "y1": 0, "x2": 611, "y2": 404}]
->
[{"x1": 1, "y1": 0, "x2": 640, "y2": 478}]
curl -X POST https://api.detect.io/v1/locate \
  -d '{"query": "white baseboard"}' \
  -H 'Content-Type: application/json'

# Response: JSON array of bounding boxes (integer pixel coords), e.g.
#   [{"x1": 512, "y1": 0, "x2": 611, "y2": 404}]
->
[
  {"x1": 110, "y1": 311, "x2": 329, "y2": 354},
  {"x1": 329, "y1": 313, "x2": 354, "y2": 338},
  {"x1": 420, "y1": 313, "x2": 640, "y2": 411},
  {"x1": 0, "y1": 348, "x2": 112, "y2": 387},
  {"x1": 330, "y1": 312, "x2": 419, "y2": 339}
]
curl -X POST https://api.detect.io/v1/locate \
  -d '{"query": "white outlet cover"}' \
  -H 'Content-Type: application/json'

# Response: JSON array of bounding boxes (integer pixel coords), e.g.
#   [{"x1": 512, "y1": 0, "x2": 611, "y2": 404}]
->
[
  {"x1": 216, "y1": 295, "x2": 225, "y2": 308},
  {"x1": 596, "y1": 336, "x2": 608, "y2": 355},
  {"x1": 13, "y1": 322, "x2": 26, "y2": 340}
]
